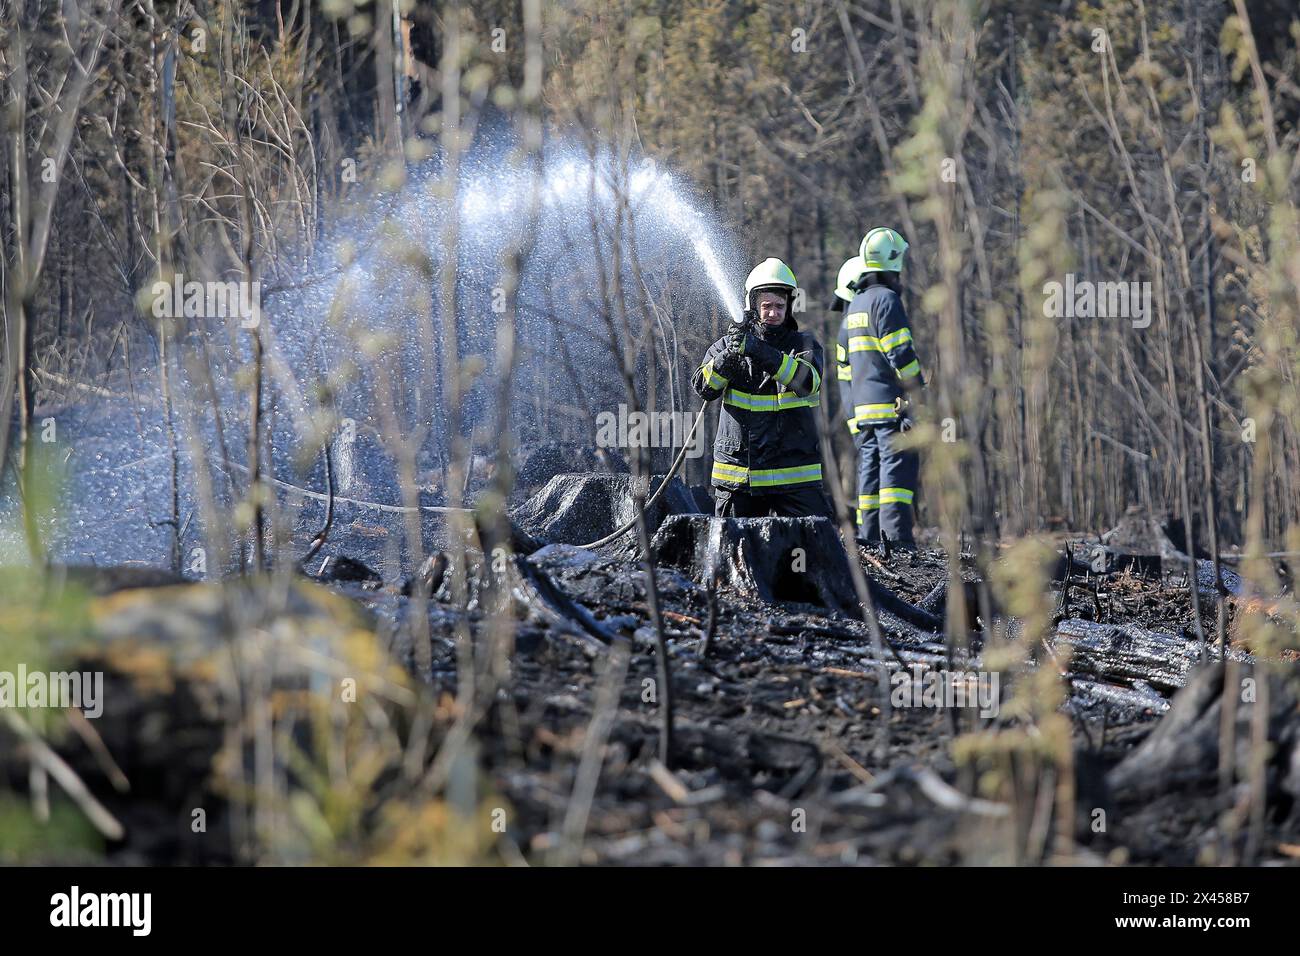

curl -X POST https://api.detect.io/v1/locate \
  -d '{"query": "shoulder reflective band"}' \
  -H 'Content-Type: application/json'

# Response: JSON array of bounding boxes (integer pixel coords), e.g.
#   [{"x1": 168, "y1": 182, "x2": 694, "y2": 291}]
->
[
  {"x1": 878, "y1": 328, "x2": 913, "y2": 350},
  {"x1": 853, "y1": 402, "x2": 897, "y2": 423},
  {"x1": 897, "y1": 359, "x2": 921, "y2": 379},
  {"x1": 724, "y1": 389, "x2": 818, "y2": 412},
  {"x1": 845, "y1": 314, "x2": 871, "y2": 329},
  {"x1": 878, "y1": 486, "x2": 914, "y2": 505},
  {"x1": 711, "y1": 461, "x2": 823, "y2": 487},
  {"x1": 858, "y1": 493, "x2": 880, "y2": 511},
  {"x1": 702, "y1": 359, "x2": 729, "y2": 391},
  {"x1": 848, "y1": 335, "x2": 884, "y2": 353}
]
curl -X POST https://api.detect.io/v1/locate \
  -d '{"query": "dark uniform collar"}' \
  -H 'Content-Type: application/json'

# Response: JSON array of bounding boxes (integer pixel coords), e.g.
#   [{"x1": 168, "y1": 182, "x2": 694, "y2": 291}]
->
[{"x1": 759, "y1": 313, "x2": 799, "y2": 343}]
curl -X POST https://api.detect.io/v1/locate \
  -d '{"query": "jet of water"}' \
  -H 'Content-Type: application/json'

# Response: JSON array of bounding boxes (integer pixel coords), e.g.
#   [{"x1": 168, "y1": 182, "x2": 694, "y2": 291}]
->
[
  {"x1": 278, "y1": 144, "x2": 746, "y2": 460},
  {"x1": 7, "y1": 141, "x2": 750, "y2": 571}
]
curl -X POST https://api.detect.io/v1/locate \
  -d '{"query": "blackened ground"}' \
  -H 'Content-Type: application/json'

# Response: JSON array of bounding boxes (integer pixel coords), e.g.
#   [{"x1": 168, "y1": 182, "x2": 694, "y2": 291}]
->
[
  {"x1": 353, "y1": 534, "x2": 1300, "y2": 866},
  {"x1": 10, "y1": 409, "x2": 1299, "y2": 864}
]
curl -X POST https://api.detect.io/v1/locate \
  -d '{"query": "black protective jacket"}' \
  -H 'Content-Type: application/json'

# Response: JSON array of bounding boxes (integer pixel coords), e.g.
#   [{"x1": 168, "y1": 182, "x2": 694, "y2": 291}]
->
[
  {"x1": 836, "y1": 281, "x2": 923, "y2": 430},
  {"x1": 691, "y1": 316, "x2": 824, "y2": 493}
]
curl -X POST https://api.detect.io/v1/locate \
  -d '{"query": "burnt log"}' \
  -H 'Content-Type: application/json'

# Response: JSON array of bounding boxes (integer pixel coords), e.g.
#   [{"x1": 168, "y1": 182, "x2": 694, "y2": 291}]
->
[
  {"x1": 401, "y1": 541, "x2": 617, "y2": 647},
  {"x1": 510, "y1": 473, "x2": 702, "y2": 555},
  {"x1": 1105, "y1": 664, "x2": 1300, "y2": 808},
  {"x1": 507, "y1": 554, "x2": 616, "y2": 647},
  {"x1": 1051, "y1": 619, "x2": 1214, "y2": 693},
  {"x1": 51, "y1": 564, "x2": 187, "y2": 593},
  {"x1": 1065, "y1": 676, "x2": 1171, "y2": 720}
]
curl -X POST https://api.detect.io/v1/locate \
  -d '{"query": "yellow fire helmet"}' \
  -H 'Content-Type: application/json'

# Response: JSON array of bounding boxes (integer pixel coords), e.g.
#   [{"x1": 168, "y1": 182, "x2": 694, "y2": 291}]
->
[{"x1": 859, "y1": 227, "x2": 908, "y2": 273}]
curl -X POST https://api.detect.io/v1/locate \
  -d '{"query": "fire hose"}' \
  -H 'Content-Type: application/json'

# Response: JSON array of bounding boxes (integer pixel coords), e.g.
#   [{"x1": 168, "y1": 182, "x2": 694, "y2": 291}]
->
[
  {"x1": 220, "y1": 406, "x2": 708, "y2": 553},
  {"x1": 575, "y1": 321, "x2": 764, "y2": 550},
  {"x1": 576, "y1": 405, "x2": 708, "y2": 550}
]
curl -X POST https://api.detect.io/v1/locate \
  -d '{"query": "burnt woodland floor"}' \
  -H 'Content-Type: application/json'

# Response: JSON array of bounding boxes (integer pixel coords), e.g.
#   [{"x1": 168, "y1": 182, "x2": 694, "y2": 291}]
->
[
  {"x1": 5, "y1": 404, "x2": 1299, "y2": 865},
  {"x1": 357, "y1": 537, "x2": 1300, "y2": 866}
]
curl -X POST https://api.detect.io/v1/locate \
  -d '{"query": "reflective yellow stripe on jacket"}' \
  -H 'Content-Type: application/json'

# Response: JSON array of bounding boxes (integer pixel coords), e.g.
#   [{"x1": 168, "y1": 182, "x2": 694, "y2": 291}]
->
[
  {"x1": 723, "y1": 389, "x2": 818, "y2": 412},
  {"x1": 849, "y1": 327, "x2": 913, "y2": 355},
  {"x1": 835, "y1": 342, "x2": 852, "y2": 380},
  {"x1": 711, "y1": 461, "x2": 823, "y2": 488},
  {"x1": 853, "y1": 402, "x2": 897, "y2": 424},
  {"x1": 701, "y1": 359, "x2": 729, "y2": 391}
]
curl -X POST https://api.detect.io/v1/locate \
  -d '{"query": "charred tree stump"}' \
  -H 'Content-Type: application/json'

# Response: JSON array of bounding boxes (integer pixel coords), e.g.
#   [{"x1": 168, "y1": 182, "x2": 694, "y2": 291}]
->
[
  {"x1": 650, "y1": 514, "x2": 946, "y2": 636},
  {"x1": 507, "y1": 554, "x2": 616, "y2": 648},
  {"x1": 649, "y1": 515, "x2": 942, "y2": 637},
  {"x1": 511, "y1": 473, "x2": 701, "y2": 555},
  {"x1": 651, "y1": 514, "x2": 860, "y2": 614}
]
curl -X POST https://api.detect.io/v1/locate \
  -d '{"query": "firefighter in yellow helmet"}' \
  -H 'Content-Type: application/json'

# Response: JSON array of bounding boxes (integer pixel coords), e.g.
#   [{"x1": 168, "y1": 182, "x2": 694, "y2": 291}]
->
[
  {"x1": 691, "y1": 258, "x2": 831, "y2": 518},
  {"x1": 836, "y1": 229, "x2": 924, "y2": 548}
]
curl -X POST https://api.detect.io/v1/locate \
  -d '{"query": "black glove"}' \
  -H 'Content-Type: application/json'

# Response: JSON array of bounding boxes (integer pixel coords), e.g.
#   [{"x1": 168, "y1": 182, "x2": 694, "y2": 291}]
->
[
  {"x1": 724, "y1": 328, "x2": 751, "y2": 354},
  {"x1": 714, "y1": 349, "x2": 744, "y2": 380},
  {"x1": 729, "y1": 329, "x2": 765, "y2": 357}
]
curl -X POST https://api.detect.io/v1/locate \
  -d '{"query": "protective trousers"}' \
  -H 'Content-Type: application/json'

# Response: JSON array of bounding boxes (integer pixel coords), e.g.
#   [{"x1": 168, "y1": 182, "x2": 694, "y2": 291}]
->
[
  {"x1": 854, "y1": 426, "x2": 880, "y2": 541},
  {"x1": 714, "y1": 485, "x2": 833, "y2": 519},
  {"x1": 854, "y1": 421, "x2": 918, "y2": 545}
]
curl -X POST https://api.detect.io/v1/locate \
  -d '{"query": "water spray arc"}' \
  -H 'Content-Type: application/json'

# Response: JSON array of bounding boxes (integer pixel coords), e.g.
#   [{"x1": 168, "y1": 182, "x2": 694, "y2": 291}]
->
[
  {"x1": 11, "y1": 144, "x2": 746, "y2": 572},
  {"x1": 259, "y1": 145, "x2": 744, "y2": 529}
]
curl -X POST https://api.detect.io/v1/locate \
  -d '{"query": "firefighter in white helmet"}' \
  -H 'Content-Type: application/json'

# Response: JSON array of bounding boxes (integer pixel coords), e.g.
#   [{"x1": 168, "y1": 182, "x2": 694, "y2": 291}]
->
[
  {"x1": 692, "y1": 258, "x2": 831, "y2": 518},
  {"x1": 830, "y1": 254, "x2": 870, "y2": 526},
  {"x1": 836, "y1": 228, "x2": 924, "y2": 548}
]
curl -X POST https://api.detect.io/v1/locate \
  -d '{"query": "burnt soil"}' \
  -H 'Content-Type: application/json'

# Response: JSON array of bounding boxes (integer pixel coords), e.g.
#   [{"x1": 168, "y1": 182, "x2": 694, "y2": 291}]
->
[{"x1": 347, "y1": 529, "x2": 1300, "y2": 866}]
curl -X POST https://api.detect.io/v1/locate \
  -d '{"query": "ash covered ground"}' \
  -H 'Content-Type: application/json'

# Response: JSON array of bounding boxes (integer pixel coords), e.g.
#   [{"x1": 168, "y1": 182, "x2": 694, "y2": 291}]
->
[{"x1": 3, "y1": 392, "x2": 1300, "y2": 866}]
